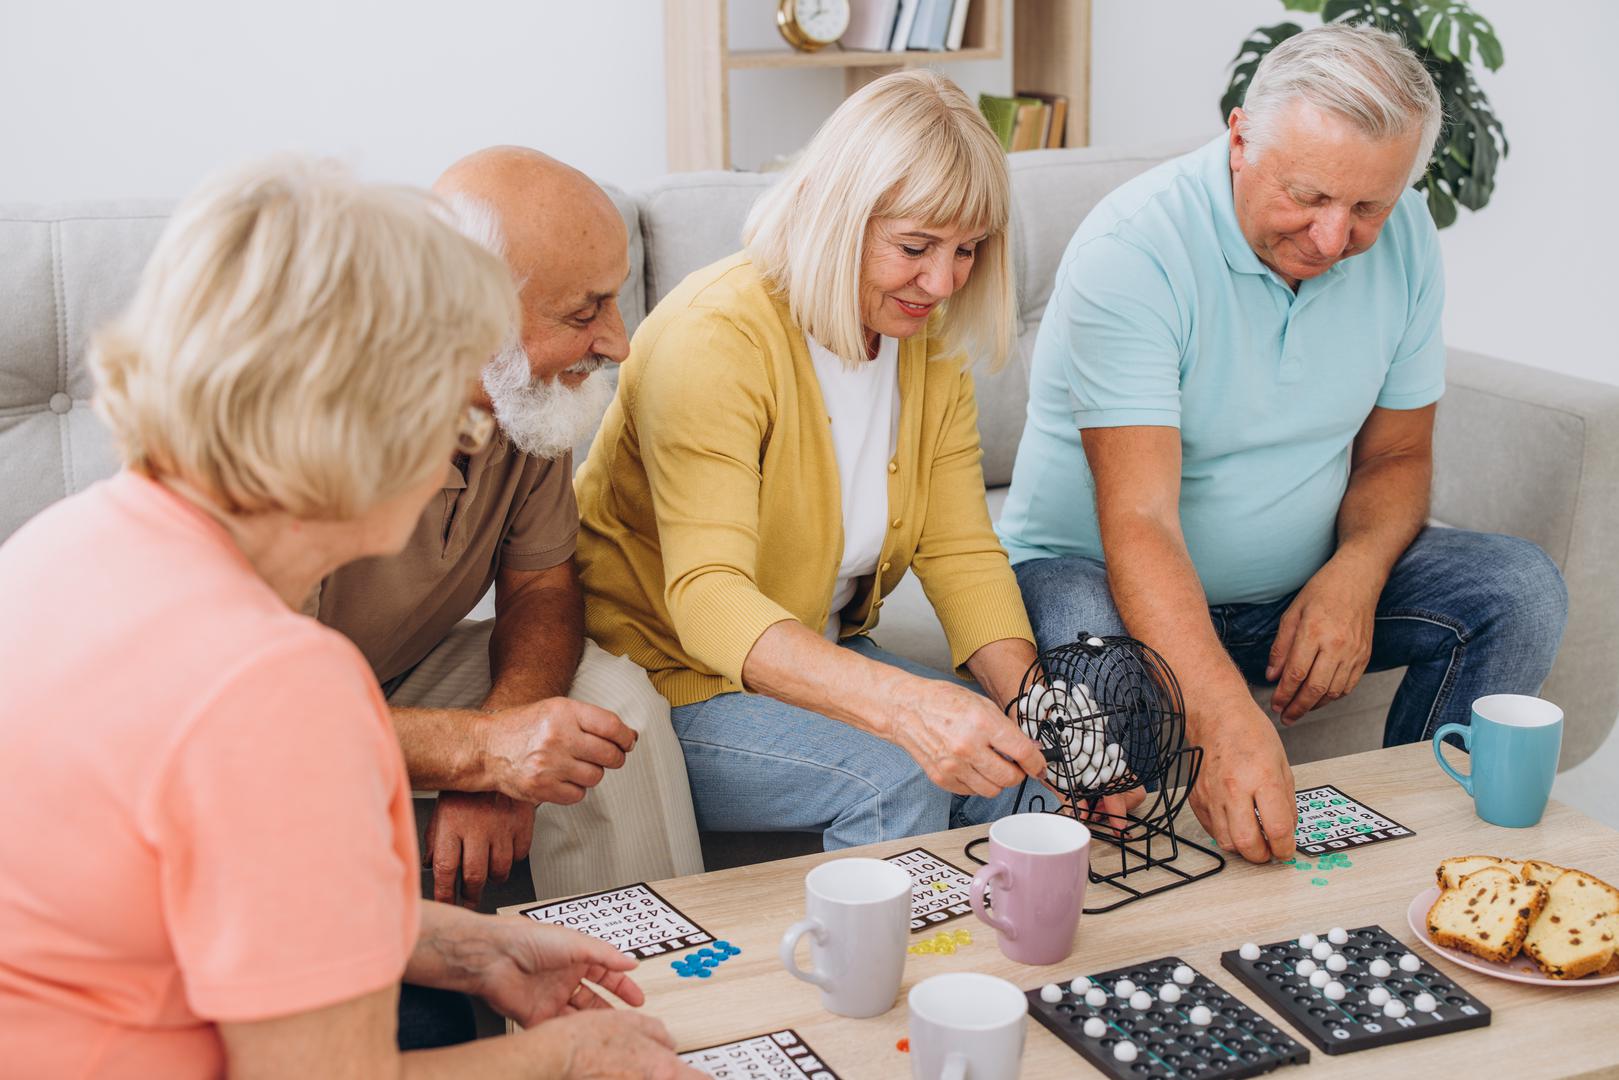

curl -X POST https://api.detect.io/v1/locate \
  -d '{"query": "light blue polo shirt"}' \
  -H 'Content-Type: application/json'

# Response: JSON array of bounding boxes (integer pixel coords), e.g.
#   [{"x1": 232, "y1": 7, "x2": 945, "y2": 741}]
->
[{"x1": 997, "y1": 134, "x2": 1446, "y2": 605}]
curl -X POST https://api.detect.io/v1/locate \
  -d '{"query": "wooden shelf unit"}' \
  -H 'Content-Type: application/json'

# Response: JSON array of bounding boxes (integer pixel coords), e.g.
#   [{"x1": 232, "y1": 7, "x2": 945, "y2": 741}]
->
[{"x1": 665, "y1": 0, "x2": 1091, "y2": 172}]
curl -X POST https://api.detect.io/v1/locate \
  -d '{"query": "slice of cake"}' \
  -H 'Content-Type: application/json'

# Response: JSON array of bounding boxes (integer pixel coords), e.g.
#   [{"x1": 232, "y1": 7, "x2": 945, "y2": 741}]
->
[
  {"x1": 1496, "y1": 858, "x2": 1526, "y2": 880},
  {"x1": 1524, "y1": 869, "x2": 1619, "y2": 979},
  {"x1": 1437, "y1": 854, "x2": 1501, "y2": 890},
  {"x1": 1521, "y1": 859, "x2": 1566, "y2": 887},
  {"x1": 1427, "y1": 866, "x2": 1548, "y2": 964}
]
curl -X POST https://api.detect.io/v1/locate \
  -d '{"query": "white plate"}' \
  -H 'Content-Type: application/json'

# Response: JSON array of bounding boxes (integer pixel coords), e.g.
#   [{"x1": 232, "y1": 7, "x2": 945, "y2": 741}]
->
[{"x1": 1406, "y1": 886, "x2": 1619, "y2": 987}]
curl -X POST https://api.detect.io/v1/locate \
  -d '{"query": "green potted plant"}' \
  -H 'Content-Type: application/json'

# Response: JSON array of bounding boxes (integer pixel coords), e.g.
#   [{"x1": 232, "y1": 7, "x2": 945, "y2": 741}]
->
[{"x1": 1221, "y1": 0, "x2": 1506, "y2": 228}]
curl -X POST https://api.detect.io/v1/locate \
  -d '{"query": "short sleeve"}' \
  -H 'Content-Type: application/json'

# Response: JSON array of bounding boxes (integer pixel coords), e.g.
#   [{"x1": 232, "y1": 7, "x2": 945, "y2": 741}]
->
[
  {"x1": 1054, "y1": 236, "x2": 1186, "y2": 430},
  {"x1": 500, "y1": 453, "x2": 579, "y2": 571},
  {"x1": 146, "y1": 631, "x2": 416, "y2": 1022},
  {"x1": 1376, "y1": 192, "x2": 1447, "y2": 410}
]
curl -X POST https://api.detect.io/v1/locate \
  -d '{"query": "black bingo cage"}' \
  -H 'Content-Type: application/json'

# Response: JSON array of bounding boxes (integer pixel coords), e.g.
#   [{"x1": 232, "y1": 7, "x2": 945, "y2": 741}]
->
[{"x1": 969, "y1": 634, "x2": 1225, "y2": 913}]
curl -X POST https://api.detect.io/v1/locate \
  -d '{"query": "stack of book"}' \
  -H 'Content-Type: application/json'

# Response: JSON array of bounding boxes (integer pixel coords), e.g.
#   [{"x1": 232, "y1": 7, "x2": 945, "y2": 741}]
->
[
  {"x1": 978, "y1": 92, "x2": 1069, "y2": 151},
  {"x1": 841, "y1": 0, "x2": 975, "y2": 53}
]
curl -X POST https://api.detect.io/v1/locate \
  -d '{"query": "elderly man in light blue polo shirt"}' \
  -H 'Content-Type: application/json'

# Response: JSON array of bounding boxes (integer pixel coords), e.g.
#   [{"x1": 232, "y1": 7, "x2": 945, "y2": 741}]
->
[{"x1": 997, "y1": 25, "x2": 1567, "y2": 864}]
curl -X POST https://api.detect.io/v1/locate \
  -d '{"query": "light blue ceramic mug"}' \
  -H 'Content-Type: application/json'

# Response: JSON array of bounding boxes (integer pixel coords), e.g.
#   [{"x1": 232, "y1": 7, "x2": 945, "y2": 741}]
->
[{"x1": 1432, "y1": 694, "x2": 1563, "y2": 828}]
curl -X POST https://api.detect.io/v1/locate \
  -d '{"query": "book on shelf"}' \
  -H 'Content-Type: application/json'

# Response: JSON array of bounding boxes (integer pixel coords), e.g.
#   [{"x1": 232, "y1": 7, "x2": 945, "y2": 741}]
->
[
  {"x1": 843, "y1": 0, "x2": 901, "y2": 51},
  {"x1": 945, "y1": 0, "x2": 971, "y2": 49},
  {"x1": 977, "y1": 93, "x2": 1024, "y2": 150},
  {"x1": 979, "y1": 91, "x2": 1069, "y2": 152},
  {"x1": 868, "y1": 0, "x2": 970, "y2": 53},
  {"x1": 1015, "y1": 90, "x2": 1069, "y2": 149},
  {"x1": 889, "y1": 0, "x2": 921, "y2": 51},
  {"x1": 1009, "y1": 99, "x2": 1046, "y2": 152},
  {"x1": 907, "y1": 0, "x2": 954, "y2": 51}
]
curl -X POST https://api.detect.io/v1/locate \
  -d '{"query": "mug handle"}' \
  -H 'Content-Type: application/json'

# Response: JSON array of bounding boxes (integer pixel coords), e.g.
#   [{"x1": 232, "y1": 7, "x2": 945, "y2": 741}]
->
[
  {"x1": 970, "y1": 863, "x2": 1014, "y2": 939},
  {"x1": 1432, "y1": 723, "x2": 1474, "y2": 797},
  {"x1": 779, "y1": 917, "x2": 833, "y2": 990},
  {"x1": 940, "y1": 1050, "x2": 969, "y2": 1080}
]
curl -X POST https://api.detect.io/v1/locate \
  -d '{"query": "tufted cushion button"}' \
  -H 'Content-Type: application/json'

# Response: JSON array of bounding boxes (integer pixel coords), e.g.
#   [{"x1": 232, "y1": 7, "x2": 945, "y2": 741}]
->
[{"x1": 48, "y1": 392, "x2": 72, "y2": 414}]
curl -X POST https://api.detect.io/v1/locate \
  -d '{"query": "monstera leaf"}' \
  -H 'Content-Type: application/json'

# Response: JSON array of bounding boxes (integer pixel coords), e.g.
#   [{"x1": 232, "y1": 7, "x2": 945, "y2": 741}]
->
[{"x1": 1221, "y1": 0, "x2": 1507, "y2": 228}]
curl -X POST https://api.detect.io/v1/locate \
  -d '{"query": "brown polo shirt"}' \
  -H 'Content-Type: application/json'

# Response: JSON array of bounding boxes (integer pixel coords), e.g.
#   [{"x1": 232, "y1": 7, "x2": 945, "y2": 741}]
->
[{"x1": 310, "y1": 434, "x2": 577, "y2": 685}]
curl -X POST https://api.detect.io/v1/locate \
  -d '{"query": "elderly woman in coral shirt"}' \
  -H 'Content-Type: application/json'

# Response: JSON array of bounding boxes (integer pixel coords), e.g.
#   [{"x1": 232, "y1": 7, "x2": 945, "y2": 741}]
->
[{"x1": 0, "y1": 159, "x2": 694, "y2": 1080}]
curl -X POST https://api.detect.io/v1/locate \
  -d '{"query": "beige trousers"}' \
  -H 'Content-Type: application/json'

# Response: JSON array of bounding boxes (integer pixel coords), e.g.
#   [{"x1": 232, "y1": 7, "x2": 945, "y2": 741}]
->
[{"x1": 389, "y1": 621, "x2": 705, "y2": 900}]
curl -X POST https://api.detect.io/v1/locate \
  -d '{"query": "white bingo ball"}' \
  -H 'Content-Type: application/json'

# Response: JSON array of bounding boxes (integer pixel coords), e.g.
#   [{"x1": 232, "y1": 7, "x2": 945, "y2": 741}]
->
[
  {"x1": 1295, "y1": 958, "x2": 1318, "y2": 978},
  {"x1": 1384, "y1": 999, "x2": 1408, "y2": 1019},
  {"x1": 1298, "y1": 933, "x2": 1320, "y2": 950},
  {"x1": 1239, "y1": 943, "x2": 1261, "y2": 961},
  {"x1": 1130, "y1": 990, "x2": 1153, "y2": 1011},
  {"x1": 1369, "y1": 958, "x2": 1393, "y2": 979},
  {"x1": 1159, "y1": 984, "x2": 1182, "y2": 1004},
  {"x1": 1173, "y1": 965, "x2": 1196, "y2": 986},
  {"x1": 1083, "y1": 1016, "x2": 1107, "y2": 1038},
  {"x1": 1114, "y1": 979, "x2": 1136, "y2": 998},
  {"x1": 1040, "y1": 983, "x2": 1063, "y2": 1004},
  {"x1": 1113, "y1": 1040, "x2": 1138, "y2": 1063},
  {"x1": 1325, "y1": 953, "x2": 1348, "y2": 973},
  {"x1": 1085, "y1": 987, "x2": 1109, "y2": 1008},
  {"x1": 1367, "y1": 986, "x2": 1391, "y2": 1007},
  {"x1": 1327, "y1": 927, "x2": 1349, "y2": 946},
  {"x1": 1087, "y1": 636, "x2": 1105, "y2": 648},
  {"x1": 1415, "y1": 992, "x2": 1438, "y2": 1013},
  {"x1": 1070, "y1": 976, "x2": 1092, "y2": 995},
  {"x1": 1311, "y1": 941, "x2": 1333, "y2": 961},
  {"x1": 1324, "y1": 981, "x2": 1346, "y2": 1002},
  {"x1": 1309, "y1": 970, "x2": 1330, "y2": 989},
  {"x1": 1189, "y1": 1005, "x2": 1213, "y2": 1026},
  {"x1": 1399, "y1": 953, "x2": 1422, "y2": 973}
]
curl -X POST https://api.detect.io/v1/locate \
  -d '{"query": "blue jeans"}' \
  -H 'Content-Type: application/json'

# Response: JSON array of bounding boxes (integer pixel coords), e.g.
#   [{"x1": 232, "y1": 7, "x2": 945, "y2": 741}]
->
[
  {"x1": 670, "y1": 636, "x2": 1039, "y2": 849},
  {"x1": 1014, "y1": 527, "x2": 1568, "y2": 747}
]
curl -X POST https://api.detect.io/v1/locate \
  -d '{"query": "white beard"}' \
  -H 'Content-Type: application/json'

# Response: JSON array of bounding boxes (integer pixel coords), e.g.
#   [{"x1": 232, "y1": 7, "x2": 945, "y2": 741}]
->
[{"x1": 480, "y1": 343, "x2": 615, "y2": 460}]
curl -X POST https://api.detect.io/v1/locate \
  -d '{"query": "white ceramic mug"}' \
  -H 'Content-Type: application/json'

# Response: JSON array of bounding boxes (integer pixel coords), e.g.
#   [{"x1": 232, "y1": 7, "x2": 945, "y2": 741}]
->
[
  {"x1": 778, "y1": 857, "x2": 911, "y2": 1018},
  {"x1": 908, "y1": 972, "x2": 1028, "y2": 1080}
]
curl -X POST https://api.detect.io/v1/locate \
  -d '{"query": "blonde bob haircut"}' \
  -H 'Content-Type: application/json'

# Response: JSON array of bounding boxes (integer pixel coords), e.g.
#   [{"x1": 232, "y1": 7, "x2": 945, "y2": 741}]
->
[
  {"x1": 91, "y1": 156, "x2": 516, "y2": 520},
  {"x1": 744, "y1": 69, "x2": 1016, "y2": 370}
]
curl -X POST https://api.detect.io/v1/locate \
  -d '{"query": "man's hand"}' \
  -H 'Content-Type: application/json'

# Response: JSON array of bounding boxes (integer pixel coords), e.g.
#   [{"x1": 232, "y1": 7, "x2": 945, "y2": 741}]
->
[
  {"x1": 1187, "y1": 704, "x2": 1296, "y2": 863},
  {"x1": 480, "y1": 698, "x2": 637, "y2": 804},
  {"x1": 425, "y1": 792, "x2": 536, "y2": 907},
  {"x1": 1267, "y1": 556, "x2": 1381, "y2": 724},
  {"x1": 889, "y1": 677, "x2": 1047, "y2": 797}
]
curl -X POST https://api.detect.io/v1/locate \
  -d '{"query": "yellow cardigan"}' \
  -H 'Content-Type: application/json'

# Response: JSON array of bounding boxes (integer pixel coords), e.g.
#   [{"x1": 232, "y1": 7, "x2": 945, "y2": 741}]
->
[{"x1": 575, "y1": 254, "x2": 1034, "y2": 707}]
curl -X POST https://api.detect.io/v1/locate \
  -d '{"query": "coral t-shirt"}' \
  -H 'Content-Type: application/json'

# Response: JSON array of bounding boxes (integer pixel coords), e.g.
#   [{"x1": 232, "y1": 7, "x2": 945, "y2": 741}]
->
[{"x1": 0, "y1": 471, "x2": 419, "y2": 1078}]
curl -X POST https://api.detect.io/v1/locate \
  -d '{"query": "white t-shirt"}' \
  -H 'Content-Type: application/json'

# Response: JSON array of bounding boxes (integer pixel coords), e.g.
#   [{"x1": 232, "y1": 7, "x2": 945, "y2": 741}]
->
[{"x1": 806, "y1": 333, "x2": 900, "y2": 639}]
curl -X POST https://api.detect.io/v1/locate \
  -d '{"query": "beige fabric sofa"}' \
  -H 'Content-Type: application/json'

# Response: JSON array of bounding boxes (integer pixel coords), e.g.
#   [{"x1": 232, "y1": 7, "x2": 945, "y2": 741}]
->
[{"x1": 4, "y1": 142, "x2": 1615, "y2": 778}]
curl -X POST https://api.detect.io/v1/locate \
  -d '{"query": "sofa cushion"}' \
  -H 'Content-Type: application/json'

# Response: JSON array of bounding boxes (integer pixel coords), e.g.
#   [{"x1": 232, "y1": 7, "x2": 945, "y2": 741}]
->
[{"x1": 0, "y1": 203, "x2": 170, "y2": 541}]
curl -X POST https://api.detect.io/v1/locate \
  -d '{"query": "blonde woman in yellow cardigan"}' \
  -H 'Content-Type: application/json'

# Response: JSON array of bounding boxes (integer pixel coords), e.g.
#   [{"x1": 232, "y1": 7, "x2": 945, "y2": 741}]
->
[{"x1": 577, "y1": 71, "x2": 1062, "y2": 848}]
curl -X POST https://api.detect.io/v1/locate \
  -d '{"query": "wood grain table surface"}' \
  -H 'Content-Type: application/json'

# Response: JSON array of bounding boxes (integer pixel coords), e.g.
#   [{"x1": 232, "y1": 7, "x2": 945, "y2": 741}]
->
[{"x1": 503, "y1": 743, "x2": 1619, "y2": 1078}]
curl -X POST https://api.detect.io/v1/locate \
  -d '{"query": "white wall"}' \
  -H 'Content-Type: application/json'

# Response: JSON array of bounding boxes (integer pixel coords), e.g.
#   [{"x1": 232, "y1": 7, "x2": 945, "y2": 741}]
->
[
  {"x1": 2, "y1": 1, "x2": 1611, "y2": 384},
  {"x1": 1087, "y1": 0, "x2": 1619, "y2": 386},
  {"x1": 0, "y1": 0, "x2": 672, "y2": 195}
]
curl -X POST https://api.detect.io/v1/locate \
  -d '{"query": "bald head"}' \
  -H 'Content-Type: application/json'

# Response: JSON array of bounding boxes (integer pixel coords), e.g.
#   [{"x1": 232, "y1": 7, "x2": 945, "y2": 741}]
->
[
  {"x1": 435, "y1": 146, "x2": 623, "y2": 283},
  {"x1": 435, "y1": 145, "x2": 630, "y2": 399}
]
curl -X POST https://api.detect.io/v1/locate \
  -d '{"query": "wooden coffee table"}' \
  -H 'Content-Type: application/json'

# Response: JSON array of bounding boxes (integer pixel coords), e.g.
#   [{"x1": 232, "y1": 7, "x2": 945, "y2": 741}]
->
[{"x1": 505, "y1": 743, "x2": 1619, "y2": 1078}]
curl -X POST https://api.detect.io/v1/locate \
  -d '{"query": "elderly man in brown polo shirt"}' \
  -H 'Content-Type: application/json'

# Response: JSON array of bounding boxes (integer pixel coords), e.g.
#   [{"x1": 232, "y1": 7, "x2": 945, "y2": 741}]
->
[{"x1": 308, "y1": 146, "x2": 703, "y2": 906}]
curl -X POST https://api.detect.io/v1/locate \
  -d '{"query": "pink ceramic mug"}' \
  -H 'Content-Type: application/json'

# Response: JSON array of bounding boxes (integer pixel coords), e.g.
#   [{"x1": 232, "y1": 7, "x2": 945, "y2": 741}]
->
[{"x1": 969, "y1": 813, "x2": 1090, "y2": 965}]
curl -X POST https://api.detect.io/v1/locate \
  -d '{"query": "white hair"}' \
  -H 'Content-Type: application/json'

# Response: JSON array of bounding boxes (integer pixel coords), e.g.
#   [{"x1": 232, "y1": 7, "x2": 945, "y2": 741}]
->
[
  {"x1": 91, "y1": 156, "x2": 514, "y2": 519},
  {"x1": 442, "y1": 192, "x2": 508, "y2": 262},
  {"x1": 1239, "y1": 24, "x2": 1443, "y2": 186},
  {"x1": 440, "y1": 190, "x2": 613, "y2": 460}
]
